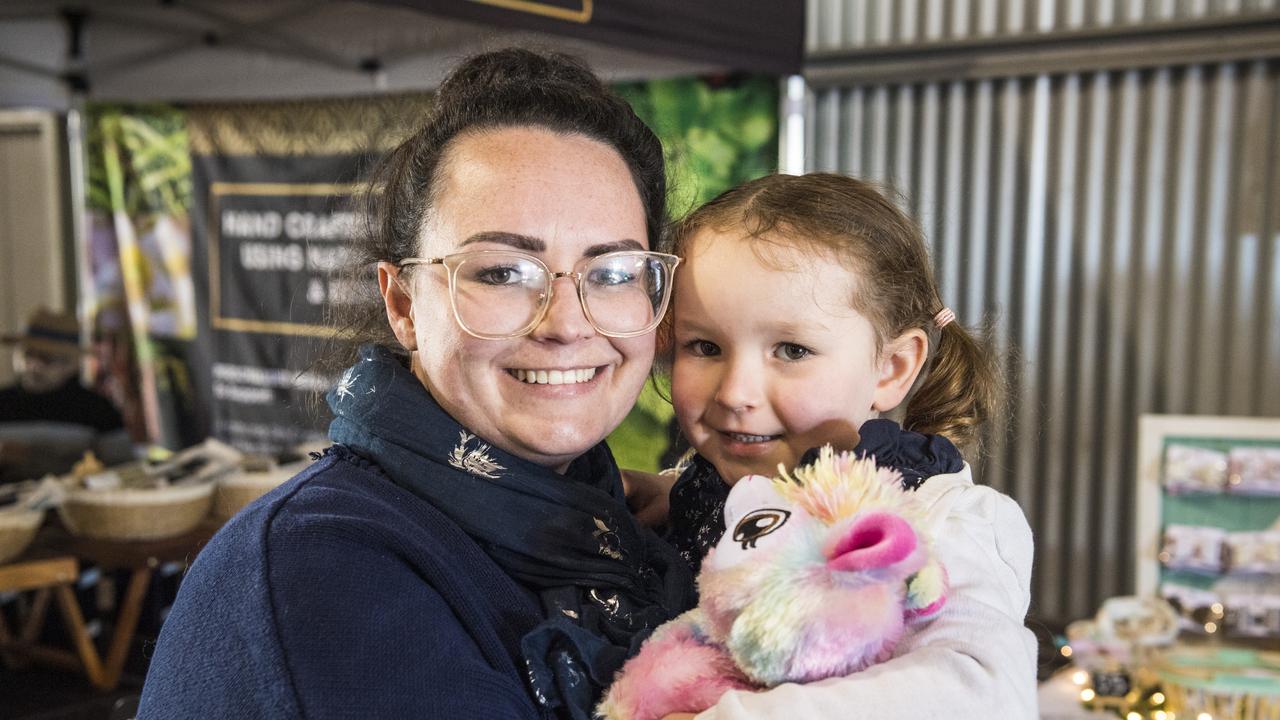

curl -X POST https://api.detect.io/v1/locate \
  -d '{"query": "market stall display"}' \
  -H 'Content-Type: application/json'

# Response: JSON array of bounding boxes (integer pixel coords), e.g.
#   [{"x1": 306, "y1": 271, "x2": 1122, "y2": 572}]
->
[
  {"x1": 0, "y1": 479, "x2": 61, "y2": 563},
  {"x1": 1062, "y1": 596, "x2": 1181, "y2": 717},
  {"x1": 0, "y1": 438, "x2": 320, "y2": 691},
  {"x1": 55, "y1": 445, "x2": 233, "y2": 541},
  {"x1": 210, "y1": 443, "x2": 321, "y2": 521},
  {"x1": 1140, "y1": 418, "x2": 1280, "y2": 644},
  {"x1": 1056, "y1": 415, "x2": 1280, "y2": 719},
  {"x1": 0, "y1": 509, "x2": 42, "y2": 564},
  {"x1": 1157, "y1": 647, "x2": 1280, "y2": 719}
]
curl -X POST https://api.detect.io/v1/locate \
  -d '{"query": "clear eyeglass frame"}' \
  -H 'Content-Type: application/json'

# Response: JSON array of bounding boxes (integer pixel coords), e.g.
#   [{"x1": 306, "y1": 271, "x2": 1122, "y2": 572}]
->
[{"x1": 397, "y1": 249, "x2": 680, "y2": 340}]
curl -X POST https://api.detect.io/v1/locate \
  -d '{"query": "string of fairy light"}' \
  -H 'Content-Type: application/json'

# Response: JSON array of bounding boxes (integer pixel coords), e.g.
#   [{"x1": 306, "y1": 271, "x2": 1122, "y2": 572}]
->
[{"x1": 1055, "y1": 600, "x2": 1243, "y2": 720}]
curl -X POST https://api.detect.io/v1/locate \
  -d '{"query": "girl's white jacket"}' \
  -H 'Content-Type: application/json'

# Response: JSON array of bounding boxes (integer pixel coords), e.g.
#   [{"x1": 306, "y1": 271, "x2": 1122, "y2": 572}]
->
[{"x1": 698, "y1": 464, "x2": 1039, "y2": 719}]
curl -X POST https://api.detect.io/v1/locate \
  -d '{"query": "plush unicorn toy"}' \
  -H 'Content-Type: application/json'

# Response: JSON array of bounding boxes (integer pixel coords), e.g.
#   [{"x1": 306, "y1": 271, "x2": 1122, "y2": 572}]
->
[{"x1": 598, "y1": 447, "x2": 948, "y2": 720}]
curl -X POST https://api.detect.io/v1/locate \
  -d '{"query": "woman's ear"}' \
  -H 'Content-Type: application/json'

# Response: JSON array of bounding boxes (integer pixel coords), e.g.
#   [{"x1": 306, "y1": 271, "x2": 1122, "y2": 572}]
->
[
  {"x1": 377, "y1": 261, "x2": 418, "y2": 351},
  {"x1": 872, "y1": 328, "x2": 928, "y2": 413}
]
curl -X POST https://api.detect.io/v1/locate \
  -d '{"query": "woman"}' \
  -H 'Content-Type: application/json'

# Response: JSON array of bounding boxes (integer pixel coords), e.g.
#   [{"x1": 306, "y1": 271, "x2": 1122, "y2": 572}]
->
[{"x1": 139, "y1": 49, "x2": 694, "y2": 720}]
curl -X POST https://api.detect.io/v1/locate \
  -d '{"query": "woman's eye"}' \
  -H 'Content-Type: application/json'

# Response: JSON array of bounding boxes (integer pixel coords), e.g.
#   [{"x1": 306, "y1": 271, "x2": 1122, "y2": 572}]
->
[
  {"x1": 732, "y1": 508, "x2": 791, "y2": 550},
  {"x1": 587, "y1": 266, "x2": 637, "y2": 287},
  {"x1": 685, "y1": 340, "x2": 720, "y2": 357},
  {"x1": 775, "y1": 343, "x2": 811, "y2": 361},
  {"x1": 473, "y1": 265, "x2": 523, "y2": 286}
]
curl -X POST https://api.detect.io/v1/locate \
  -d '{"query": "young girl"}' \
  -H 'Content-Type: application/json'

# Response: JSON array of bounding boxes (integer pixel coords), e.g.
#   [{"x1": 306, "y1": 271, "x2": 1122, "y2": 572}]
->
[{"x1": 659, "y1": 173, "x2": 1037, "y2": 718}]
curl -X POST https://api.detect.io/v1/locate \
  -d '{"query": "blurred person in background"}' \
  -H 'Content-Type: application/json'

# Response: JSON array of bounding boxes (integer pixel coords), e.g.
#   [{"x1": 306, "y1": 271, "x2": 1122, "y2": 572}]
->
[{"x1": 0, "y1": 306, "x2": 131, "y2": 485}]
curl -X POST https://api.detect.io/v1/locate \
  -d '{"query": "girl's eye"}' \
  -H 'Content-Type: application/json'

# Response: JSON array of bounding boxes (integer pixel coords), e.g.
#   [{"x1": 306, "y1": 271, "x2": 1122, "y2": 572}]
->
[
  {"x1": 775, "y1": 343, "x2": 811, "y2": 361},
  {"x1": 685, "y1": 339, "x2": 721, "y2": 357}
]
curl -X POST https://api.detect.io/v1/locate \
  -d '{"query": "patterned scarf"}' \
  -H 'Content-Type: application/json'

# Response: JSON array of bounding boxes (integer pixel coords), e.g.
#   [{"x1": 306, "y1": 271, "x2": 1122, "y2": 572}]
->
[
  {"x1": 328, "y1": 345, "x2": 695, "y2": 719},
  {"x1": 666, "y1": 419, "x2": 965, "y2": 572}
]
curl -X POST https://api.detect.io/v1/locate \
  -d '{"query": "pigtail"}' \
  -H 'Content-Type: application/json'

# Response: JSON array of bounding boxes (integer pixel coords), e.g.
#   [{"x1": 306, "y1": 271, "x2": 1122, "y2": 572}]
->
[{"x1": 903, "y1": 320, "x2": 1004, "y2": 458}]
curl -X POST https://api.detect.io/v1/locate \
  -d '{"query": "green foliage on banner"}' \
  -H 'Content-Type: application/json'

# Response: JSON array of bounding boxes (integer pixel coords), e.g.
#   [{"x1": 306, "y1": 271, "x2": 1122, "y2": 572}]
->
[
  {"x1": 85, "y1": 103, "x2": 196, "y2": 340},
  {"x1": 607, "y1": 376, "x2": 673, "y2": 470},
  {"x1": 615, "y1": 76, "x2": 779, "y2": 220},
  {"x1": 83, "y1": 104, "x2": 200, "y2": 447},
  {"x1": 607, "y1": 76, "x2": 779, "y2": 473},
  {"x1": 87, "y1": 104, "x2": 191, "y2": 217}
]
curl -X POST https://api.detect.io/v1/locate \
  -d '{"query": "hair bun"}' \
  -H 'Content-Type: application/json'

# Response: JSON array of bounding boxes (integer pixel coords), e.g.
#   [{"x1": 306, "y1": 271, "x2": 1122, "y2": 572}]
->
[{"x1": 436, "y1": 48, "x2": 601, "y2": 106}]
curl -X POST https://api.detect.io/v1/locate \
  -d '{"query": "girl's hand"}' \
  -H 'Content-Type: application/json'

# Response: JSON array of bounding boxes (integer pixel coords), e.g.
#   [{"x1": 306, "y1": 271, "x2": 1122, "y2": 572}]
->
[
  {"x1": 660, "y1": 715, "x2": 698, "y2": 720},
  {"x1": 621, "y1": 468, "x2": 676, "y2": 528}
]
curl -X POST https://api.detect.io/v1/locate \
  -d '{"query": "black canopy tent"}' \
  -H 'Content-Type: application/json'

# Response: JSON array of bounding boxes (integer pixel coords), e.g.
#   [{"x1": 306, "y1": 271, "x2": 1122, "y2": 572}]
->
[
  {"x1": 0, "y1": 0, "x2": 803, "y2": 107},
  {"x1": 369, "y1": 0, "x2": 805, "y2": 76}
]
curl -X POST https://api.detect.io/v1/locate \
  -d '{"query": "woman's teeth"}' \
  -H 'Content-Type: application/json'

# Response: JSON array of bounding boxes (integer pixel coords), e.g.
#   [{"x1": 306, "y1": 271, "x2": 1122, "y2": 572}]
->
[
  {"x1": 509, "y1": 367, "x2": 597, "y2": 385},
  {"x1": 725, "y1": 432, "x2": 777, "y2": 443}
]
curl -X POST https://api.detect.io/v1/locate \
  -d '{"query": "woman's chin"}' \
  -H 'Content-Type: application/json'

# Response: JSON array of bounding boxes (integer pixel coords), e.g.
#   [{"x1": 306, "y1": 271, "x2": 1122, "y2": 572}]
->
[{"x1": 502, "y1": 420, "x2": 613, "y2": 470}]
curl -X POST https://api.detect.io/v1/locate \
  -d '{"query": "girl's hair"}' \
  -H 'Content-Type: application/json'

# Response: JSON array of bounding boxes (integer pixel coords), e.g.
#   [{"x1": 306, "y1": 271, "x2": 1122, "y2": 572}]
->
[
  {"x1": 328, "y1": 47, "x2": 668, "y2": 362},
  {"x1": 669, "y1": 172, "x2": 1002, "y2": 456}
]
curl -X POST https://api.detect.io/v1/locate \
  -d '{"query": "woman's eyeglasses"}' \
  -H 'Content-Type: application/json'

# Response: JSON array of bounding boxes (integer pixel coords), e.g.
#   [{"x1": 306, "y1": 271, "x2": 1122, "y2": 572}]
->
[{"x1": 398, "y1": 249, "x2": 680, "y2": 340}]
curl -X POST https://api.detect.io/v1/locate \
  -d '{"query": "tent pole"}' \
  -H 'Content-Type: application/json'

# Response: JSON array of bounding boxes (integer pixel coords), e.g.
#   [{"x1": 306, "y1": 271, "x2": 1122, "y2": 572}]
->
[
  {"x1": 67, "y1": 99, "x2": 94, "y2": 378},
  {"x1": 779, "y1": 74, "x2": 808, "y2": 175},
  {"x1": 63, "y1": 6, "x2": 94, "y2": 383}
]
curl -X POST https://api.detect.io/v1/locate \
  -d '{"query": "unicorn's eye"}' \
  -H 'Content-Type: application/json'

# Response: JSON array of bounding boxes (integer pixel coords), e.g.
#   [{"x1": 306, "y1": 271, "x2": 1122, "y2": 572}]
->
[{"x1": 732, "y1": 508, "x2": 792, "y2": 550}]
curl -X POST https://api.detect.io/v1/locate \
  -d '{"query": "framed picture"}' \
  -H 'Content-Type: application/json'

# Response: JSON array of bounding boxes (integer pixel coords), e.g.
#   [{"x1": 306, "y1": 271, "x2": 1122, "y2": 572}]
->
[{"x1": 1135, "y1": 414, "x2": 1280, "y2": 640}]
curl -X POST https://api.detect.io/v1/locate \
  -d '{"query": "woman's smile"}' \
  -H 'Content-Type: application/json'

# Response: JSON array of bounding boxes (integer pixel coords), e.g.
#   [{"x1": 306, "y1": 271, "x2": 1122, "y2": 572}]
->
[
  {"x1": 500, "y1": 363, "x2": 609, "y2": 399},
  {"x1": 506, "y1": 366, "x2": 601, "y2": 385}
]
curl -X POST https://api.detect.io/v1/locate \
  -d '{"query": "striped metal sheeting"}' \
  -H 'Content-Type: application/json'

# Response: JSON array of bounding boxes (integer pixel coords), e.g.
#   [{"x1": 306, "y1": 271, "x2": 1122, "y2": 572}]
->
[
  {"x1": 808, "y1": 0, "x2": 1279, "y2": 49},
  {"x1": 803, "y1": 2, "x2": 1280, "y2": 626}
]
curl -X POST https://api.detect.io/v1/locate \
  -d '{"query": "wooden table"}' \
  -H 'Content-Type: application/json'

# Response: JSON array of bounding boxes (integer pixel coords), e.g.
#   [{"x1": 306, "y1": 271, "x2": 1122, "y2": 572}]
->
[
  {"x1": 0, "y1": 519, "x2": 219, "y2": 690},
  {"x1": 0, "y1": 555, "x2": 106, "y2": 687}
]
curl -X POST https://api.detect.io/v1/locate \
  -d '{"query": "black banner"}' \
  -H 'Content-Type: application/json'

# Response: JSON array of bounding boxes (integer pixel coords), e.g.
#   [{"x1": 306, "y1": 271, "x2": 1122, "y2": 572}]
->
[
  {"x1": 192, "y1": 157, "x2": 362, "y2": 453},
  {"x1": 188, "y1": 94, "x2": 431, "y2": 454},
  {"x1": 368, "y1": 0, "x2": 805, "y2": 74}
]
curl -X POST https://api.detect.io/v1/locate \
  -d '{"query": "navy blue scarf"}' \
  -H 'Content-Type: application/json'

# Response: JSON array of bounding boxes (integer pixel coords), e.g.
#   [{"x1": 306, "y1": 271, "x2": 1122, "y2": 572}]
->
[
  {"x1": 666, "y1": 419, "x2": 965, "y2": 572},
  {"x1": 328, "y1": 345, "x2": 694, "y2": 719}
]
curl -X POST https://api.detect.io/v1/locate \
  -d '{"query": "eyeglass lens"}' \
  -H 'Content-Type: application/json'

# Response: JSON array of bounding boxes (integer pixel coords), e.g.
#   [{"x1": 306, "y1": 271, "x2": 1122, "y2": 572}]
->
[{"x1": 451, "y1": 252, "x2": 669, "y2": 337}]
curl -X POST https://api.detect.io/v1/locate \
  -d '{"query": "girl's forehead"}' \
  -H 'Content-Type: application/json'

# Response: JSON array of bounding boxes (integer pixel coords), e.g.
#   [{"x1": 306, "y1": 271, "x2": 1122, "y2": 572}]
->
[
  {"x1": 674, "y1": 238, "x2": 871, "y2": 335},
  {"x1": 683, "y1": 225, "x2": 848, "y2": 273},
  {"x1": 681, "y1": 229, "x2": 857, "y2": 296}
]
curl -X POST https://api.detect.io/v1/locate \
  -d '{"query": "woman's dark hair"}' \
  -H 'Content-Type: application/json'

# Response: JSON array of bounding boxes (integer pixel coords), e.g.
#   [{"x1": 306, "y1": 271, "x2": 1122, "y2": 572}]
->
[
  {"x1": 330, "y1": 47, "x2": 668, "y2": 359},
  {"x1": 666, "y1": 173, "x2": 1003, "y2": 457}
]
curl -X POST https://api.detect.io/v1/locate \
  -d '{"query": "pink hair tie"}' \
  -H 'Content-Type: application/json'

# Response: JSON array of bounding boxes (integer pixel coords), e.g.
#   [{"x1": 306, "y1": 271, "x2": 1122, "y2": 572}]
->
[{"x1": 932, "y1": 307, "x2": 956, "y2": 329}]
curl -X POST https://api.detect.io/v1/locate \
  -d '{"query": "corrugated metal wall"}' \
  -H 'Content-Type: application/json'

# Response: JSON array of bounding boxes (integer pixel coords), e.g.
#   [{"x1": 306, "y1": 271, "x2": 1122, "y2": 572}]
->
[
  {"x1": 808, "y1": 0, "x2": 1279, "y2": 48},
  {"x1": 803, "y1": 1, "x2": 1280, "y2": 625}
]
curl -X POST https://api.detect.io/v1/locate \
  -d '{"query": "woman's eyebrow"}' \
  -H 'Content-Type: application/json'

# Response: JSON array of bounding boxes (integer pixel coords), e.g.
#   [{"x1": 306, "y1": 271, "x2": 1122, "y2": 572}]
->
[
  {"x1": 455, "y1": 233, "x2": 642, "y2": 257},
  {"x1": 584, "y1": 239, "x2": 645, "y2": 256},
  {"x1": 459, "y1": 231, "x2": 545, "y2": 251}
]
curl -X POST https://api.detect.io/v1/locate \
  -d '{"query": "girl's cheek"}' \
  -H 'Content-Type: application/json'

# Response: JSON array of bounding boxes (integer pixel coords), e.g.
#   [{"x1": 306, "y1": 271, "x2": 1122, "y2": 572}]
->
[
  {"x1": 669, "y1": 360, "x2": 700, "y2": 416},
  {"x1": 774, "y1": 373, "x2": 844, "y2": 434}
]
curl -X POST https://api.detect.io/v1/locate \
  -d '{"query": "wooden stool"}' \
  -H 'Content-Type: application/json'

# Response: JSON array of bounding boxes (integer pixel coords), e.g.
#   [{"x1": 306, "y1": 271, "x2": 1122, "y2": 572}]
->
[
  {"x1": 0, "y1": 555, "x2": 107, "y2": 689},
  {"x1": 2, "y1": 519, "x2": 220, "y2": 692}
]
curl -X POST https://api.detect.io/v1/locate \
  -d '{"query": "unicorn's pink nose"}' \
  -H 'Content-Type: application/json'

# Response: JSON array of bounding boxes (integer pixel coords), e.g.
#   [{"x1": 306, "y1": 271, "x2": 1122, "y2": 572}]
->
[{"x1": 827, "y1": 512, "x2": 918, "y2": 574}]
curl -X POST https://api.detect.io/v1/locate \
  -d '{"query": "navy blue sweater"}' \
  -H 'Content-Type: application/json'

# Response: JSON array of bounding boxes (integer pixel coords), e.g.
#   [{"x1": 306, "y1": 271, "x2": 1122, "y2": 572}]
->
[{"x1": 138, "y1": 448, "x2": 550, "y2": 719}]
